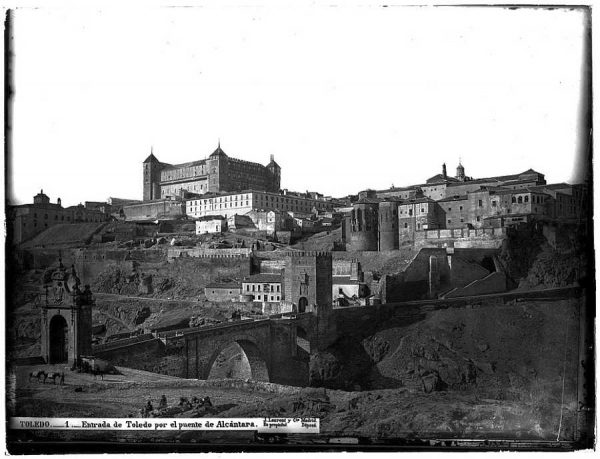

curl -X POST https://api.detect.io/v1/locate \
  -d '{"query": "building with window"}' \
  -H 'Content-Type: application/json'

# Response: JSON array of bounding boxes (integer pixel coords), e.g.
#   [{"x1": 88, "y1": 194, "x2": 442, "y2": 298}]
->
[
  {"x1": 204, "y1": 282, "x2": 242, "y2": 302},
  {"x1": 185, "y1": 189, "x2": 332, "y2": 220},
  {"x1": 7, "y1": 190, "x2": 109, "y2": 245},
  {"x1": 196, "y1": 216, "x2": 227, "y2": 234},
  {"x1": 345, "y1": 162, "x2": 588, "y2": 251},
  {"x1": 241, "y1": 274, "x2": 283, "y2": 303},
  {"x1": 142, "y1": 143, "x2": 281, "y2": 201},
  {"x1": 376, "y1": 162, "x2": 547, "y2": 202}
]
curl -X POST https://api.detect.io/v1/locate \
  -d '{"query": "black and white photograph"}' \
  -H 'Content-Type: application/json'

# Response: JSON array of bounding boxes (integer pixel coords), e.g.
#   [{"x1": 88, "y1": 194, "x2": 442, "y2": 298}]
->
[{"x1": 3, "y1": 1, "x2": 595, "y2": 453}]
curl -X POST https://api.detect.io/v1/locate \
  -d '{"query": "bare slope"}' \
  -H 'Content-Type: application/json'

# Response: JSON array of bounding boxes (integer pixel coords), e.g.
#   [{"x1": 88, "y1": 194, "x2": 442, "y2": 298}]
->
[{"x1": 22, "y1": 223, "x2": 107, "y2": 248}]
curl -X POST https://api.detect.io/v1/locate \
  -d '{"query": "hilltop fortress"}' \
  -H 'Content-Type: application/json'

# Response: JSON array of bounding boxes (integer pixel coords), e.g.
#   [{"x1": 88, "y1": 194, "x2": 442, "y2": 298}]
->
[{"x1": 143, "y1": 143, "x2": 281, "y2": 201}]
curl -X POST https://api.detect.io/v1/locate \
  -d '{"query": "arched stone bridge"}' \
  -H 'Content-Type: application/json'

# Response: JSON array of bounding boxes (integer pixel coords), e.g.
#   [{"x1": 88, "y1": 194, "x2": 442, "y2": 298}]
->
[{"x1": 180, "y1": 313, "x2": 317, "y2": 387}]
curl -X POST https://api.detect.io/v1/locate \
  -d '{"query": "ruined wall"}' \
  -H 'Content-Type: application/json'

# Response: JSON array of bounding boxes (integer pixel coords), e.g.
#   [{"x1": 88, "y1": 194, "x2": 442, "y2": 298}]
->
[
  {"x1": 332, "y1": 250, "x2": 417, "y2": 276},
  {"x1": 205, "y1": 287, "x2": 242, "y2": 302},
  {"x1": 380, "y1": 249, "x2": 498, "y2": 302},
  {"x1": 414, "y1": 227, "x2": 507, "y2": 249}
]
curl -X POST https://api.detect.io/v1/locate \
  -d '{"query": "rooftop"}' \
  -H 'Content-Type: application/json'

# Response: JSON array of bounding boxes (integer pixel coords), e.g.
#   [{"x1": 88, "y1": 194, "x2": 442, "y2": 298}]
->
[
  {"x1": 205, "y1": 282, "x2": 241, "y2": 289},
  {"x1": 332, "y1": 275, "x2": 360, "y2": 284},
  {"x1": 242, "y1": 273, "x2": 283, "y2": 283},
  {"x1": 425, "y1": 173, "x2": 460, "y2": 184},
  {"x1": 196, "y1": 215, "x2": 227, "y2": 221},
  {"x1": 397, "y1": 197, "x2": 437, "y2": 205}
]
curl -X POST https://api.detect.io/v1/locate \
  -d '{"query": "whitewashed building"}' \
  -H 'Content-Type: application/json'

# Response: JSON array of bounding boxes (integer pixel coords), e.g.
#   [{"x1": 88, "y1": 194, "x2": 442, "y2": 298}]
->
[{"x1": 195, "y1": 216, "x2": 227, "y2": 234}]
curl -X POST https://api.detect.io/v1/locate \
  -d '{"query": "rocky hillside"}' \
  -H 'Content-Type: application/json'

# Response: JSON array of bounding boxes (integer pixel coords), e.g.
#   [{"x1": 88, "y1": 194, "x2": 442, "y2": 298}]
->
[{"x1": 307, "y1": 297, "x2": 583, "y2": 440}]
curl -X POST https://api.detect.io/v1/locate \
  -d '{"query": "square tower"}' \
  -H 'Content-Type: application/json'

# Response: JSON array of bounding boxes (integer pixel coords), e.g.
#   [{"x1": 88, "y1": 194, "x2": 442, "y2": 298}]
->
[{"x1": 283, "y1": 251, "x2": 332, "y2": 313}]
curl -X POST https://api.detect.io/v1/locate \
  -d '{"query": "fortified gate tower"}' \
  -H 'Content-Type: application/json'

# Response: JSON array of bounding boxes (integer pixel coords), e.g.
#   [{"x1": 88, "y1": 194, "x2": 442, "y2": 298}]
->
[
  {"x1": 40, "y1": 259, "x2": 94, "y2": 365},
  {"x1": 283, "y1": 251, "x2": 332, "y2": 314}
]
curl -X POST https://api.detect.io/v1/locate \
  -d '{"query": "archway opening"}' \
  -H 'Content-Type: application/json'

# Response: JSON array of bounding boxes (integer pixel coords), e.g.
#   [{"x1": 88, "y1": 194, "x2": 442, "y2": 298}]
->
[
  {"x1": 49, "y1": 315, "x2": 68, "y2": 363},
  {"x1": 298, "y1": 297, "x2": 308, "y2": 313},
  {"x1": 207, "y1": 340, "x2": 269, "y2": 382},
  {"x1": 481, "y1": 256, "x2": 496, "y2": 273}
]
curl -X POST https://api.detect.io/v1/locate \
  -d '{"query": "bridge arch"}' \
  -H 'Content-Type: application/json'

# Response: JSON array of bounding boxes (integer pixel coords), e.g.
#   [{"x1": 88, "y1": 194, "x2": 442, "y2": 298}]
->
[{"x1": 204, "y1": 334, "x2": 270, "y2": 382}]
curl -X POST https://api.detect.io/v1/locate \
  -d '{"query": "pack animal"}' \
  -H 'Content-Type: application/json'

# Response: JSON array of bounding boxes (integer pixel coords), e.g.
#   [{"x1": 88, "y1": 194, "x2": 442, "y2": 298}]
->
[
  {"x1": 92, "y1": 368, "x2": 105, "y2": 380},
  {"x1": 46, "y1": 372, "x2": 65, "y2": 385},
  {"x1": 29, "y1": 370, "x2": 47, "y2": 383}
]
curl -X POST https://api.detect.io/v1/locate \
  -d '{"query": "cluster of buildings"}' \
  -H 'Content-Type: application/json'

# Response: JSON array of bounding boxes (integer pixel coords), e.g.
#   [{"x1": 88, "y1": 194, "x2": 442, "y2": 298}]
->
[
  {"x1": 8, "y1": 191, "x2": 110, "y2": 245},
  {"x1": 204, "y1": 252, "x2": 371, "y2": 314},
  {"x1": 345, "y1": 162, "x2": 588, "y2": 251},
  {"x1": 9, "y1": 144, "x2": 587, "y2": 251},
  {"x1": 7, "y1": 191, "x2": 142, "y2": 245}
]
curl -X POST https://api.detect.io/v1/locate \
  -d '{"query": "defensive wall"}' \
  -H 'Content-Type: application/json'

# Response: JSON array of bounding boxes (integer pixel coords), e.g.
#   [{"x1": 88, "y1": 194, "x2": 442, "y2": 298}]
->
[
  {"x1": 379, "y1": 247, "x2": 500, "y2": 302},
  {"x1": 411, "y1": 227, "x2": 506, "y2": 249},
  {"x1": 166, "y1": 247, "x2": 252, "y2": 260}
]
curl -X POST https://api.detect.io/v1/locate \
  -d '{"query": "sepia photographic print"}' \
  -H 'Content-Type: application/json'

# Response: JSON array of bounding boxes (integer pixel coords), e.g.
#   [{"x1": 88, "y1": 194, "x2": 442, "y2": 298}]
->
[{"x1": 3, "y1": 2, "x2": 596, "y2": 453}]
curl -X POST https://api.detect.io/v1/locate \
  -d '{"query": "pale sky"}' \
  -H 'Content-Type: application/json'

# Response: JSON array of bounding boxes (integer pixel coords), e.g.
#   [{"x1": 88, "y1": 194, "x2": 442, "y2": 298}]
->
[{"x1": 7, "y1": 5, "x2": 590, "y2": 206}]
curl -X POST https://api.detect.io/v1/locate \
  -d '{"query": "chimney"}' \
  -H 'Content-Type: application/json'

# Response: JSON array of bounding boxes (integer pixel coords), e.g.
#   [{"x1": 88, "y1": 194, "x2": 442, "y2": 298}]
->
[
  {"x1": 270, "y1": 154, "x2": 274, "y2": 162},
  {"x1": 57, "y1": 197, "x2": 62, "y2": 207},
  {"x1": 442, "y1": 163, "x2": 447, "y2": 179}
]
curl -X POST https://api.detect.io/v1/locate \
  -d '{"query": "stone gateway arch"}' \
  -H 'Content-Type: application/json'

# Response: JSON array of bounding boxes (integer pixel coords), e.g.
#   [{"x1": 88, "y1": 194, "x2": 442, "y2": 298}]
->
[{"x1": 40, "y1": 260, "x2": 94, "y2": 366}]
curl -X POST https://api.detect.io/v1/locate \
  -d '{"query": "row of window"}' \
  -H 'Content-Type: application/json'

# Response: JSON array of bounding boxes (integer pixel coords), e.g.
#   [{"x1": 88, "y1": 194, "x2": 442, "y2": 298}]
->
[
  {"x1": 190, "y1": 194, "x2": 251, "y2": 205},
  {"x1": 254, "y1": 294, "x2": 281, "y2": 302},
  {"x1": 31, "y1": 213, "x2": 103, "y2": 222},
  {"x1": 243, "y1": 283, "x2": 281, "y2": 293},
  {"x1": 186, "y1": 194, "x2": 325, "y2": 207},
  {"x1": 161, "y1": 165, "x2": 208, "y2": 181},
  {"x1": 189, "y1": 201, "x2": 250, "y2": 213},
  {"x1": 511, "y1": 195, "x2": 543, "y2": 204}
]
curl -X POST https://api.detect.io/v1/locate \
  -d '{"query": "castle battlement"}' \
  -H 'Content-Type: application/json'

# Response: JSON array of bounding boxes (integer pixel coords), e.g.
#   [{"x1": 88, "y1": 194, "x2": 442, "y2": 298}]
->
[{"x1": 282, "y1": 250, "x2": 332, "y2": 258}]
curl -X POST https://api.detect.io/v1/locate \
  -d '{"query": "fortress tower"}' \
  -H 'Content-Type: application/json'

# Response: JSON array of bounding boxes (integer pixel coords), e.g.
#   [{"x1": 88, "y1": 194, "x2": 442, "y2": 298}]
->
[
  {"x1": 283, "y1": 251, "x2": 332, "y2": 314},
  {"x1": 348, "y1": 200, "x2": 379, "y2": 251},
  {"x1": 266, "y1": 154, "x2": 281, "y2": 191},
  {"x1": 142, "y1": 150, "x2": 163, "y2": 201},
  {"x1": 378, "y1": 200, "x2": 399, "y2": 251}
]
